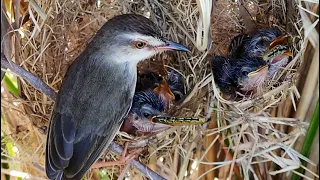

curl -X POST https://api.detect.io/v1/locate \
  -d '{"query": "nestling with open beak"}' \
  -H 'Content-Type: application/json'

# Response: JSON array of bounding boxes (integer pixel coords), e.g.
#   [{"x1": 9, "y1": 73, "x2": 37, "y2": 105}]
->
[
  {"x1": 229, "y1": 28, "x2": 292, "y2": 77},
  {"x1": 136, "y1": 69, "x2": 185, "y2": 107},
  {"x1": 136, "y1": 70, "x2": 174, "y2": 109},
  {"x1": 45, "y1": 14, "x2": 189, "y2": 180},
  {"x1": 210, "y1": 55, "x2": 268, "y2": 100},
  {"x1": 262, "y1": 39, "x2": 293, "y2": 77},
  {"x1": 121, "y1": 69, "x2": 186, "y2": 135}
]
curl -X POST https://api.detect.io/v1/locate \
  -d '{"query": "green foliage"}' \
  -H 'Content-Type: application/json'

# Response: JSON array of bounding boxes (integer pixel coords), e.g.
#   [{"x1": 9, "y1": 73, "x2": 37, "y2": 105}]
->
[
  {"x1": 292, "y1": 100, "x2": 319, "y2": 180},
  {"x1": 3, "y1": 73, "x2": 19, "y2": 97},
  {"x1": 98, "y1": 169, "x2": 111, "y2": 180},
  {"x1": 1, "y1": 116, "x2": 10, "y2": 180}
]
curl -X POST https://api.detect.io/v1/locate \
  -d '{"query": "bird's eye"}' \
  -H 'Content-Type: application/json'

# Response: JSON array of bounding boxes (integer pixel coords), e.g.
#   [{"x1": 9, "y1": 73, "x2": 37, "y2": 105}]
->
[
  {"x1": 242, "y1": 70, "x2": 249, "y2": 77},
  {"x1": 135, "y1": 41, "x2": 147, "y2": 49},
  {"x1": 143, "y1": 112, "x2": 151, "y2": 118},
  {"x1": 173, "y1": 91, "x2": 184, "y2": 101}
]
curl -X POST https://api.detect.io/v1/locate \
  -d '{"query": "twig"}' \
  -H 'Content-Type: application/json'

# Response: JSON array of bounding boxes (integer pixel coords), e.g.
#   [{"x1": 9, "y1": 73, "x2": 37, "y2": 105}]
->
[
  {"x1": 111, "y1": 142, "x2": 165, "y2": 180},
  {"x1": 178, "y1": 131, "x2": 200, "y2": 180},
  {"x1": 117, "y1": 161, "x2": 131, "y2": 180},
  {"x1": 28, "y1": 0, "x2": 47, "y2": 20},
  {"x1": 0, "y1": 53, "x2": 166, "y2": 180},
  {"x1": 227, "y1": 124, "x2": 247, "y2": 180},
  {"x1": 1, "y1": 54, "x2": 57, "y2": 100},
  {"x1": 1, "y1": 0, "x2": 12, "y2": 81},
  {"x1": 1, "y1": 168, "x2": 47, "y2": 180},
  {"x1": 235, "y1": 82, "x2": 291, "y2": 109}
]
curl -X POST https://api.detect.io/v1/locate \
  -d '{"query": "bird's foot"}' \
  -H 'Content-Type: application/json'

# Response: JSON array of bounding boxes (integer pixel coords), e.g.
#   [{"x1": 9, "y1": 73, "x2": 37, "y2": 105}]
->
[{"x1": 92, "y1": 143, "x2": 143, "y2": 168}]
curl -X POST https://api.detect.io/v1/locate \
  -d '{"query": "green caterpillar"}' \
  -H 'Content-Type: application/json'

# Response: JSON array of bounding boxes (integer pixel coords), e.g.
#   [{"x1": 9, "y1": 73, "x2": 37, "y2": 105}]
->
[
  {"x1": 150, "y1": 116, "x2": 209, "y2": 125},
  {"x1": 263, "y1": 44, "x2": 290, "y2": 61}
]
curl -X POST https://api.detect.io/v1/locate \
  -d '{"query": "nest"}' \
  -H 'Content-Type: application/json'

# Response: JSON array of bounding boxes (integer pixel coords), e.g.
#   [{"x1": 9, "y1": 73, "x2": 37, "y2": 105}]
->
[{"x1": 1, "y1": 0, "x2": 319, "y2": 180}]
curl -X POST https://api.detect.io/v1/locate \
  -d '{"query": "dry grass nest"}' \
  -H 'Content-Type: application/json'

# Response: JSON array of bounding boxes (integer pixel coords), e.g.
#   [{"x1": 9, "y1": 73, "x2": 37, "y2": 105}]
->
[{"x1": 1, "y1": 0, "x2": 319, "y2": 180}]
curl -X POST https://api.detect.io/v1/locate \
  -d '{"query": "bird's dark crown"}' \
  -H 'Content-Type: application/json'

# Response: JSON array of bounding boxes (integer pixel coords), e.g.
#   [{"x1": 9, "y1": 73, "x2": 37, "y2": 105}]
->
[
  {"x1": 131, "y1": 90, "x2": 165, "y2": 116},
  {"x1": 103, "y1": 14, "x2": 163, "y2": 39},
  {"x1": 252, "y1": 27, "x2": 282, "y2": 40}
]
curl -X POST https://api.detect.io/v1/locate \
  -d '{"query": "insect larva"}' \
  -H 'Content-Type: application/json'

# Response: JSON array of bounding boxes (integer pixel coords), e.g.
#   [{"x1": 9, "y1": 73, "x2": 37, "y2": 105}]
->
[
  {"x1": 263, "y1": 44, "x2": 289, "y2": 61},
  {"x1": 150, "y1": 116, "x2": 209, "y2": 125}
]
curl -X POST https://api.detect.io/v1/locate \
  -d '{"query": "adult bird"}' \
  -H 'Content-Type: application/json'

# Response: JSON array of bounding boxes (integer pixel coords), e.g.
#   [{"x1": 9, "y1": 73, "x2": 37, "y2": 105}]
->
[
  {"x1": 45, "y1": 14, "x2": 189, "y2": 180},
  {"x1": 211, "y1": 55, "x2": 268, "y2": 100}
]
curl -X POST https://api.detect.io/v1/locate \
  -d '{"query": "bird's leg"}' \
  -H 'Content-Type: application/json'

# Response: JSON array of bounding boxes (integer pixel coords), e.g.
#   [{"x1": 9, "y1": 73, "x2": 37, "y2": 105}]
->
[{"x1": 92, "y1": 143, "x2": 143, "y2": 168}]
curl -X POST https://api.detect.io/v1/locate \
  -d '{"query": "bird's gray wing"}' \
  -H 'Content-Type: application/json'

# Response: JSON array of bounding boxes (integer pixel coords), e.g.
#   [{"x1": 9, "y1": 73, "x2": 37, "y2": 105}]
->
[{"x1": 45, "y1": 56, "x2": 134, "y2": 180}]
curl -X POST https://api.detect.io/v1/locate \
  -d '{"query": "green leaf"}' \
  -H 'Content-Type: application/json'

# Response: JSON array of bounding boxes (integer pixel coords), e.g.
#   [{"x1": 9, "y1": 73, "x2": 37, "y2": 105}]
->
[
  {"x1": 3, "y1": 73, "x2": 19, "y2": 97},
  {"x1": 1, "y1": 136, "x2": 11, "y2": 180},
  {"x1": 292, "y1": 100, "x2": 319, "y2": 180},
  {"x1": 98, "y1": 169, "x2": 111, "y2": 180}
]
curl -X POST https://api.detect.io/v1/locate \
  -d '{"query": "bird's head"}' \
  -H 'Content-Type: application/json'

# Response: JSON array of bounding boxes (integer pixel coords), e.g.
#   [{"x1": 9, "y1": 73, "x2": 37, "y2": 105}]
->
[
  {"x1": 121, "y1": 90, "x2": 171, "y2": 135},
  {"x1": 245, "y1": 27, "x2": 282, "y2": 57},
  {"x1": 167, "y1": 70, "x2": 186, "y2": 102},
  {"x1": 98, "y1": 14, "x2": 190, "y2": 64},
  {"x1": 237, "y1": 57, "x2": 268, "y2": 91},
  {"x1": 262, "y1": 44, "x2": 292, "y2": 63}
]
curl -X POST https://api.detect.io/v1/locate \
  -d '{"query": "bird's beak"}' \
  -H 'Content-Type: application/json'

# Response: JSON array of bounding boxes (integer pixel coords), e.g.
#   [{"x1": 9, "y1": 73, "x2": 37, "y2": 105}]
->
[
  {"x1": 269, "y1": 35, "x2": 289, "y2": 49},
  {"x1": 157, "y1": 40, "x2": 190, "y2": 52},
  {"x1": 153, "y1": 80, "x2": 175, "y2": 100},
  {"x1": 284, "y1": 48, "x2": 293, "y2": 57},
  {"x1": 149, "y1": 113, "x2": 169, "y2": 123},
  {"x1": 248, "y1": 65, "x2": 268, "y2": 77}
]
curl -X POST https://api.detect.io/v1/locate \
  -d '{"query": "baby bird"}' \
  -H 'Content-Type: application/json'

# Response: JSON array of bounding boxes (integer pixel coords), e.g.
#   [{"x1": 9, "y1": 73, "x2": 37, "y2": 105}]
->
[
  {"x1": 211, "y1": 55, "x2": 268, "y2": 100},
  {"x1": 262, "y1": 40, "x2": 292, "y2": 77},
  {"x1": 229, "y1": 28, "x2": 282, "y2": 58},
  {"x1": 229, "y1": 28, "x2": 292, "y2": 77},
  {"x1": 121, "y1": 69, "x2": 185, "y2": 135},
  {"x1": 166, "y1": 70, "x2": 186, "y2": 102},
  {"x1": 136, "y1": 70, "x2": 174, "y2": 110},
  {"x1": 136, "y1": 69, "x2": 185, "y2": 104},
  {"x1": 120, "y1": 90, "x2": 171, "y2": 135},
  {"x1": 136, "y1": 69, "x2": 163, "y2": 92}
]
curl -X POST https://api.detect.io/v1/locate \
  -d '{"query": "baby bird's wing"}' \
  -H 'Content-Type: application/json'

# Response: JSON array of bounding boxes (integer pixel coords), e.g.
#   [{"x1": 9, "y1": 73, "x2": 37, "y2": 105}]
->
[
  {"x1": 211, "y1": 55, "x2": 238, "y2": 94},
  {"x1": 228, "y1": 34, "x2": 249, "y2": 58}
]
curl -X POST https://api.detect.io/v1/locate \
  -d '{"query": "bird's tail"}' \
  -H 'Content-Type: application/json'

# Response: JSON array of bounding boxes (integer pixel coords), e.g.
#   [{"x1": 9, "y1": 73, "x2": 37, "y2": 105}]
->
[
  {"x1": 46, "y1": 169, "x2": 65, "y2": 180},
  {"x1": 55, "y1": 171, "x2": 64, "y2": 180}
]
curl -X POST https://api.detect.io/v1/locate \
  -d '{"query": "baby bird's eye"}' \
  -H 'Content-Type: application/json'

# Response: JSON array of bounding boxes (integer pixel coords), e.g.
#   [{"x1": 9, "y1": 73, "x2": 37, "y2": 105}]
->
[
  {"x1": 241, "y1": 70, "x2": 249, "y2": 77},
  {"x1": 143, "y1": 112, "x2": 151, "y2": 118},
  {"x1": 173, "y1": 91, "x2": 183, "y2": 101},
  {"x1": 135, "y1": 41, "x2": 147, "y2": 49}
]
